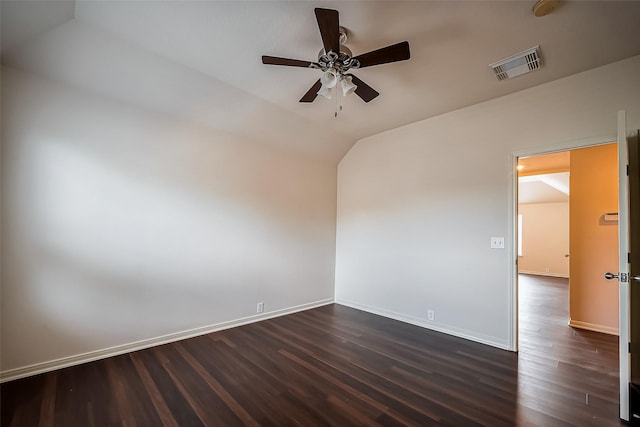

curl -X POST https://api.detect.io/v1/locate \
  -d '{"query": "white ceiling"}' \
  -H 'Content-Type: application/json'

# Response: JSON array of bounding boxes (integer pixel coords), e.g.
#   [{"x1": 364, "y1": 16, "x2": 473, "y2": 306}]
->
[
  {"x1": 2, "y1": 1, "x2": 640, "y2": 162},
  {"x1": 519, "y1": 172, "x2": 569, "y2": 204}
]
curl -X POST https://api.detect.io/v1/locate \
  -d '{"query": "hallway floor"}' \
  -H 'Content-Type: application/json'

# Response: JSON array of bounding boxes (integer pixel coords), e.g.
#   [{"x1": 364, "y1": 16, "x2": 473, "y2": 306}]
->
[{"x1": 517, "y1": 274, "x2": 621, "y2": 425}]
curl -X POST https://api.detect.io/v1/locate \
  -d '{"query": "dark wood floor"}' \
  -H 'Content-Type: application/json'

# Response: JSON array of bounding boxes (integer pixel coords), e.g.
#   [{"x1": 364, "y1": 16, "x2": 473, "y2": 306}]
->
[
  {"x1": 2, "y1": 275, "x2": 621, "y2": 426},
  {"x1": 517, "y1": 274, "x2": 620, "y2": 426}
]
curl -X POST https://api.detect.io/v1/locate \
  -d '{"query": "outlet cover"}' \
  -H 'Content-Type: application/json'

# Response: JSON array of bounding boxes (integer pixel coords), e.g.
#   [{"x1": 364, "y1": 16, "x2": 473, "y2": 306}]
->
[
  {"x1": 490, "y1": 237, "x2": 505, "y2": 249},
  {"x1": 427, "y1": 310, "x2": 435, "y2": 321},
  {"x1": 257, "y1": 302, "x2": 264, "y2": 313}
]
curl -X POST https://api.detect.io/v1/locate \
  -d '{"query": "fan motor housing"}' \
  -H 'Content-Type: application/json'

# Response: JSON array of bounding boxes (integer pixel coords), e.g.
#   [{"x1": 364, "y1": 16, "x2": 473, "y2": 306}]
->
[{"x1": 317, "y1": 27, "x2": 352, "y2": 59}]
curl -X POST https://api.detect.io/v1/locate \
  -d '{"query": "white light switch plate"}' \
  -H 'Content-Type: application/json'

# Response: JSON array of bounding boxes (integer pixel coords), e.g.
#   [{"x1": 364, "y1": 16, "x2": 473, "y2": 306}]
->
[{"x1": 491, "y1": 237, "x2": 505, "y2": 249}]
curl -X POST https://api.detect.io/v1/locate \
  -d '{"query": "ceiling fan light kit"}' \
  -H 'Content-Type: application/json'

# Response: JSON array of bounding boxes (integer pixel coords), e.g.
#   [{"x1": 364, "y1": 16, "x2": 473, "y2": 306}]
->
[
  {"x1": 317, "y1": 81, "x2": 333, "y2": 100},
  {"x1": 320, "y1": 69, "x2": 338, "y2": 89},
  {"x1": 340, "y1": 75, "x2": 357, "y2": 96},
  {"x1": 261, "y1": 8, "x2": 411, "y2": 111}
]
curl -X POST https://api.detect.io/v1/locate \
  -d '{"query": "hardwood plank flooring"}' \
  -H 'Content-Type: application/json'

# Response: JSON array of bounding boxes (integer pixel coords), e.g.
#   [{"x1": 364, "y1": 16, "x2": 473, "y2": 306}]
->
[
  {"x1": 517, "y1": 274, "x2": 620, "y2": 426},
  {"x1": 2, "y1": 276, "x2": 622, "y2": 426}
]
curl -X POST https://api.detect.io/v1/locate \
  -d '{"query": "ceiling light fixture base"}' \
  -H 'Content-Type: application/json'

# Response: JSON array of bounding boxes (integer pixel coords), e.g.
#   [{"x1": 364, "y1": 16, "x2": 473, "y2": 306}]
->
[
  {"x1": 533, "y1": 0, "x2": 559, "y2": 17},
  {"x1": 312, "y1": 27, "x2": 360, "y2": 73}
]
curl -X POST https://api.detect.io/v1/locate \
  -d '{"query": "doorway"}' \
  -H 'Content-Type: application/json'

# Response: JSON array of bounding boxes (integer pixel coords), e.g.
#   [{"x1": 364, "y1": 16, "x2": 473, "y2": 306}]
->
[
  {"x1": 515, "y1": 144, "x2": 621, "y2": 417},
  {"x1": 517, "y1": 151, "x2": 570, "y2": 279},
  {"x1": 517, "y1": 145, "x2": 619, "y2": 335}
]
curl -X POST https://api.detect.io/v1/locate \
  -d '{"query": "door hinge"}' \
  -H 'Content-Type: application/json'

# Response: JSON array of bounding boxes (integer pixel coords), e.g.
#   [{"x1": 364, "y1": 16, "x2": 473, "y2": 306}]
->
[
  {"x1": 627, "y1": 164, "x2": 630, "y2": 176},
  {"x1": 630, "y1": 252, "x2": 632, "y2": 264},
  {"x1": 630, "y1": 342, "x2": 632, "y2": 353},
  {"x1": 621, "y1": 272, "x2": 629, "y2": 283}
]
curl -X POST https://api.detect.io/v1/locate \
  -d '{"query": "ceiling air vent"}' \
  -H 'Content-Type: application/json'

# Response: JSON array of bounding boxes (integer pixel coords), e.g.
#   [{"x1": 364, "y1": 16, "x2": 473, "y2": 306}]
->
[{"x1": 489, "y1": 46, "x2": 541, "y2": 81}]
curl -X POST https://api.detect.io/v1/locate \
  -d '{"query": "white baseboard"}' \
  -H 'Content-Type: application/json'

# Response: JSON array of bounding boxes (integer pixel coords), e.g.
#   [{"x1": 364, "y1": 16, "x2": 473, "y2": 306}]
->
[
  {"x1": 335, "y1": 299, "x2": 510, "y2": 351},
  {"x1": 519, "y1": 270, "x2": 569, "y2": 278},
  {"x1": 568, "y1": 319, "x2": 619, "y2": 336},
  {"x1": 0, "y1": 298, "x2": 334, "y2": 383}
]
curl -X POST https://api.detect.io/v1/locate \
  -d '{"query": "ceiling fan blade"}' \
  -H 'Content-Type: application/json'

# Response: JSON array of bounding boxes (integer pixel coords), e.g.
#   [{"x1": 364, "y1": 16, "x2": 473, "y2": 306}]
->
[
  {"x1": 262, "y1": 56, "x2": 313, "y2": 68},
  {"x1": 353, "y1": 41, "x2": 410, "y2": 68},
  {"x1": 349, "y1": 74, "x2": 379, "y2": 103},
  {"x1": 315, "y1": 8, "x2": 340, "y2": 55},
  {"x1": 300, "y1": 79, "x2": 323, "y2": 103}
]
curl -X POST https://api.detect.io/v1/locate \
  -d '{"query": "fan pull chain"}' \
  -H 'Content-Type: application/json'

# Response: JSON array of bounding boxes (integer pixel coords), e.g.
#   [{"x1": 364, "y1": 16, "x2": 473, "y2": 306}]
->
[{"x1": 334, "y1": 85, "x2": 344, "y2": 118}]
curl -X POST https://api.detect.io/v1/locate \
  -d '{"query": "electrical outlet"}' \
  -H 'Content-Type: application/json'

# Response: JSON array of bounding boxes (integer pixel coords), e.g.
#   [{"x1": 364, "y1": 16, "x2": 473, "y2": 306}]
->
[
  {"x1": 490, "y1": 237, "x2": 505, "y2": 249},
  {"x1": 427, "y1": 310, "x2": 435, "y2": 321},
  {"x1": 257, "y1": 302, "x2": 264, "y2": 313}
]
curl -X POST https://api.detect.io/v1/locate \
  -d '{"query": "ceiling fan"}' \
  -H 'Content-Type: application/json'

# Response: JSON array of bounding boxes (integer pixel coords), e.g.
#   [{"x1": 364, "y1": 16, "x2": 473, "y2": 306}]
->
[{"x1": 262, "y1": 8, "x2": 410, "y2": 104}]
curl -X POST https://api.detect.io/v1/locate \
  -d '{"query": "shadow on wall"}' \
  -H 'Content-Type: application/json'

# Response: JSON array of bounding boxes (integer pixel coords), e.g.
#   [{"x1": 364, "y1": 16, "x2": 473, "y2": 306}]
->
[{"x1": 1, "y1": 69, "x2": 337, "y2": 373}]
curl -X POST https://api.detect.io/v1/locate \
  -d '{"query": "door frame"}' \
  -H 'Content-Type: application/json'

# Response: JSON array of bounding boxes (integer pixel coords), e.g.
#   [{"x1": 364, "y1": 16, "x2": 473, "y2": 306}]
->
[
  {"x1": 617, "y1": 110, "x2": 630, "y2": 421},
  {"x1": 509, "y1": 133, "x2": 630, "y2": 420}
]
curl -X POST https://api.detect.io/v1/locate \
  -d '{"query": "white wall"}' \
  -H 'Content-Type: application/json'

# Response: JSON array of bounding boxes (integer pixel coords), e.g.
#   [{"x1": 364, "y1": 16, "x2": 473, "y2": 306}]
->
[
  {"x1": 1, "y1": 67, "x2": 337, "y2": 377},
  {"x1": 335, "y1": 55, "x2": 640, "y2": 349},
  {"x1": 518, "y1": 202, "x2": 569, "y2": 277}
]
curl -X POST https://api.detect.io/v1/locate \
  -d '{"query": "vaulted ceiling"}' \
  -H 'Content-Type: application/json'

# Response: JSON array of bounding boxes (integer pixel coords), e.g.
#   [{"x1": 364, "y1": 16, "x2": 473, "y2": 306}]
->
[
  {"x1": 3, "y1": 1, "x2": 640, "y2": 162},
  {"x1": 518, "y1": 151, "x2": 570, "y2": 204}
]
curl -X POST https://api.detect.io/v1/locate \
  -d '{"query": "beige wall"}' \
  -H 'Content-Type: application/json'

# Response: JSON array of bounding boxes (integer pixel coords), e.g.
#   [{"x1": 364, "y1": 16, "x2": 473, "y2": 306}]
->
[
  {"x1": 518, "y1": 202, "x2": 569, "y2": 277},
  {"x1": 569, "y1": 143, "x2": 619, "y2": 334},
  {"x1": 1, "y1": 67, "x2": 338, "y2": 378},
  {"x1": 336, "y1": 55, "x2": 640, "y2": 350}
]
